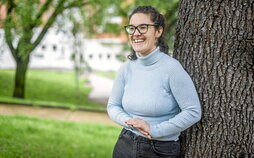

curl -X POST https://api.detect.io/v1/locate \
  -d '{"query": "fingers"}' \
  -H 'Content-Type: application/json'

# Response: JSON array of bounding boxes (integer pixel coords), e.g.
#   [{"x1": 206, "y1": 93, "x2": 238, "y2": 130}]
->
[
  {"x1": 125, "y1": 118, "x2": 141, "y2": 124},
  {"x1": 139, "y1": 129, "x2": 152, "y2": 139},
  {"x1": 125, "y1": 119, "x2": 146, "y2": 131},
  {"x1": 125, "y1": 118, "x2": 152, "y2": 139}
]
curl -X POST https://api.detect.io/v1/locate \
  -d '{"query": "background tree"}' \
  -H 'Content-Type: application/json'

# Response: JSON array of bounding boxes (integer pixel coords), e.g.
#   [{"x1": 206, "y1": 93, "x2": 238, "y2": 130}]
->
[
  {"x1": 174, "y1": 0, "x2": 254, "y2": 157},
  {"x1": 70, "y1": 20, "x2": 85, "y2": 95},
  {"x1": 0, "y1": 0, "x2": 121, "y2": 98}
]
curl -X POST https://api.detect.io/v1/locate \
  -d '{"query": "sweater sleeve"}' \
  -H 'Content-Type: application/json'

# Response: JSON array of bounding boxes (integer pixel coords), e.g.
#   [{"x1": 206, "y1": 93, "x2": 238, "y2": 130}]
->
[
  {"x1": 107, "y1": 63, "x2": 132, "y2": 127},
  {"x1": 150, "y1": 60, "x2": 202, "y2": 139}
]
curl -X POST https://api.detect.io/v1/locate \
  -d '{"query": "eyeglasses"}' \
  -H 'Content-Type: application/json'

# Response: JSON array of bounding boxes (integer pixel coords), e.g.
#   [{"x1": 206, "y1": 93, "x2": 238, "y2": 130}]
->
[{"x1": 124, "y1": 24, "x2": 158, "y2": 35}]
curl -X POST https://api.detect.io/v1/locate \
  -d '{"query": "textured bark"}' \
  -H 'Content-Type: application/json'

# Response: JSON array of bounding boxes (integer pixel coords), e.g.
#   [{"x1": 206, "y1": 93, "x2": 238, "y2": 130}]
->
[
  {"x1": 174, "y1": 0, "x2": 254, "y2": 157},
  {"x1": 13, "y1": 56, "x2": 30, "y2": 98}
]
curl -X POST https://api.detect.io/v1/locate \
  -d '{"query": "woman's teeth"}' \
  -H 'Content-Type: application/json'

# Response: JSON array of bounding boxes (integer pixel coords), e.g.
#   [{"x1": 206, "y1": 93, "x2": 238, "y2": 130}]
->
[{"x1": 134, "y1": 39, "x2": 144, "y2": 43}]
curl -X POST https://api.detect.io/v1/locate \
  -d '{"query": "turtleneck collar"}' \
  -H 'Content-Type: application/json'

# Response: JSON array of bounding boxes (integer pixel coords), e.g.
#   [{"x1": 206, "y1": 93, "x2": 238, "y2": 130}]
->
[{"x1": 136, "y1": 47, "x2": 162, "y2": 66}]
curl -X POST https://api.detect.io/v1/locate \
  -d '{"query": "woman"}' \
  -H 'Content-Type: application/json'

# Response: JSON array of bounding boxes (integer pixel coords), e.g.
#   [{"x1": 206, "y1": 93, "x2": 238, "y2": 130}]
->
[{"x1": 107, "y1": 5, "x2": 202, "y2": 158}]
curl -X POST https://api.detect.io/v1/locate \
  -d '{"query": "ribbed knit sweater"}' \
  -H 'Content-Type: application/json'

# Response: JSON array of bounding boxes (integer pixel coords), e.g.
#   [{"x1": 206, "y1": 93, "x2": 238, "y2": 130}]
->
[{"x1": 107, "y1": 47, "x2": 202, "y2": 141}]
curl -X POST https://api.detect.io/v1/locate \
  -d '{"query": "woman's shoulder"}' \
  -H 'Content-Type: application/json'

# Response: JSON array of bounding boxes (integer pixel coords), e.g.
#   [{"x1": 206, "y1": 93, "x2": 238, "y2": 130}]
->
[
  {"x1": 161, "y1": 54, "x2": 182, "y2": 68},
  {"x1": 158, "y1": 54, "x2": 188, "y2": 76}
]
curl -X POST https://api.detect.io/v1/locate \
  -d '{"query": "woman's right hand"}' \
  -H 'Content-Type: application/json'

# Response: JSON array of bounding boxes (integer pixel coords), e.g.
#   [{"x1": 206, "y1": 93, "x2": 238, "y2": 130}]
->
[{"x1": 125, "y1": 118, "x2": 152, "y2": 139}]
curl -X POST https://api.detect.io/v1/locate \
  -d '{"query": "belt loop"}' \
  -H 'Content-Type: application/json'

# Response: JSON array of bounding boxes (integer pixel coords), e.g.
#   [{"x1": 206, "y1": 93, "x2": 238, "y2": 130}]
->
[
  {"x1": 123, "y1": 128, "x2": 128, "y2": 134},
  {"x1": 133, "y1": 132, "x2": 137, "y2": 140},
  {"x1": 150, "y1": 140, "x2": 154, "y2": 147}
]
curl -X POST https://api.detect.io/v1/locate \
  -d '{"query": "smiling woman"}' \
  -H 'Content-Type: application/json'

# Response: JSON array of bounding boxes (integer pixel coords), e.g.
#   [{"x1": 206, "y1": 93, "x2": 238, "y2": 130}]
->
[
  {"x1": 127, "y1": 13, "x2": 163, "y2": 57},
  {"x1": 107, "y1": 5, "x2": 202, "y2": 158},
  {"x1": 125, "y1": 6, "x2": 169, "y2": 60}
]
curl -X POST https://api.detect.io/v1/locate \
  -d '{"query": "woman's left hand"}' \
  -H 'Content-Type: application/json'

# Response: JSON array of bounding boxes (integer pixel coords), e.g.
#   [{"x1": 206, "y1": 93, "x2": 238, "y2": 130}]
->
[{"x1": 125, "y1": 118, "x2": 152, "y2": 139}]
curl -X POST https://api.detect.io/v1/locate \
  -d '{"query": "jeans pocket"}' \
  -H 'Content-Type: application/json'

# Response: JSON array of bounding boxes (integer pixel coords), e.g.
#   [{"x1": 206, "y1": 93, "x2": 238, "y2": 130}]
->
[{"x1": 151, "y1": 140, "x2": 180, "y2": 157}]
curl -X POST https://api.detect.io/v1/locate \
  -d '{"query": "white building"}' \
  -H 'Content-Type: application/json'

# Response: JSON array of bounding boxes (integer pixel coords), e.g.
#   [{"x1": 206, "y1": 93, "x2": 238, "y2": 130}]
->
[
  {"x1": 0, "y1": 28, "x2": 126, "y2": 72},
  {"x1": 83, "y1": 38, "x2": 125, "y2": 72}
]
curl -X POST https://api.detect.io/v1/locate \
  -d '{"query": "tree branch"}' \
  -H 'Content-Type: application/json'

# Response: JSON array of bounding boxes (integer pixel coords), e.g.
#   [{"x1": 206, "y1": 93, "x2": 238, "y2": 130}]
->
[
  {"x1": 0, "y1": 2, "x2": 4, "y2": 8},
  {"x1": 6, "y1": 0, "x2": 16, "y2": 13},
  {"x1": 30, "y1": 0, "x2": 65, "y2": 52},
  {"x1": 63, "y1": 1, "x2": 89, "y2": 10},
  {"x1": 3, "y1": 0, "x2": 18, "y2": 61},
  {"x1": 34, "y1": 0, "x2": 53, "y2": 21},
  {"x1": 30, "y1": 0, "x2": 89, "y2": 52},
  {"x1": 15, "y1": 0, "x2": 53, "y2": 57}
]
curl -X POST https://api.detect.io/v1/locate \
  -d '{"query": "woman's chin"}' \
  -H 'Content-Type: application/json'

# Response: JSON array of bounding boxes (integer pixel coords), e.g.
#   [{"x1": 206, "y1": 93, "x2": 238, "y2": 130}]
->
[
  {"x1": 132, "y1": 44, "x2": 144, "y2": 51},
  {"x1": 132, "y1": 47, "x2": 143, "y2": 53}
]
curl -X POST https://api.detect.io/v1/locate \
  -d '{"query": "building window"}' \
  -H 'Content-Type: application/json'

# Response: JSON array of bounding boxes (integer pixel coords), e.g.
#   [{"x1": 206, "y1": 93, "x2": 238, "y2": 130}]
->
[
  {"x1": 34, "y1": 53, "x2": 44, "y2": 58},
  {"x1": 42, "y1": 45, "x2": 46, "y2": 50},
  {"x1": 53, "y1": 45, "x2": 57, "y2": 51},
  {"x1": 99, "y1": 54, "x2": 102, "y2": 59},
  {"x1": 107, "y1": 54, "x2": 111, "y2": 59}
]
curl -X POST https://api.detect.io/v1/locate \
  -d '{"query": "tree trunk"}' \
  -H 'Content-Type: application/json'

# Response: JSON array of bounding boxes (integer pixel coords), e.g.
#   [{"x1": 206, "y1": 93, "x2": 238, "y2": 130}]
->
[
  {"x1": 13, "y1": 56, "x2": 30, "y2": 98},
  {"x1": 174, "y1": 0, "x2": 254, "y2": 157}
]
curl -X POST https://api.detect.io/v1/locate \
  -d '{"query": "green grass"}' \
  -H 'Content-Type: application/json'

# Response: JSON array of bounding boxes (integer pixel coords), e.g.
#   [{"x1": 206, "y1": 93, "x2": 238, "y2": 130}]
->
[
  {"x1": 0, "y1": 115, "x2": 121, "y2": 158},
  {"x1": 0, "y1": 69, "x2": 104, "y2": 111}
]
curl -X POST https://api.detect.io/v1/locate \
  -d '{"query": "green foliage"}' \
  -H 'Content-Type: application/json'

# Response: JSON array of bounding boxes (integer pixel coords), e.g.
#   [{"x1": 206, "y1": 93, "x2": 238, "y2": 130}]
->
[
  {"x1": 0, "y1": 69, "x2": 104, "y2": 110},
  {"x1": 0, "y1": 115, "x2": 121, "y2": 158},
  {"x1": 116, "y1": 53, "x2": 127, "y2": 62},
  {"x1": 78, "y1": 0, "x2": 125, "y2": 36},
  {"x1": 104, "y1": 23, "x2": 122, "y2": 35}
]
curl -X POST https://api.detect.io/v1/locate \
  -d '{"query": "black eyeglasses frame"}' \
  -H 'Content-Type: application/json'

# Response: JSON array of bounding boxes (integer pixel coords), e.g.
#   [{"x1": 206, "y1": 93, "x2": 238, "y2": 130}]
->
[{"x1": 124, "y1": 24, "x2": 159, "y2": 35}]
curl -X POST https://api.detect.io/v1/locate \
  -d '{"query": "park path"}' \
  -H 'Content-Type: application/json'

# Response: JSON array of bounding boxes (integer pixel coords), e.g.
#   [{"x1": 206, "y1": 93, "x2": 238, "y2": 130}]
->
[
  {"x1": 88, "y1": 73, "x2": 114, "y2": 106},
  {"x1": 0, "y1": 103, "x2": 118, "y2": 126}
]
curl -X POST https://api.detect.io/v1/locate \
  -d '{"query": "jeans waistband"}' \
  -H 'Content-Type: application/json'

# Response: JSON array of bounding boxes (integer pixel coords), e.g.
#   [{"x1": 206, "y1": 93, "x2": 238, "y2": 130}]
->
[{"x1": 122, "y1": 128, "x2": 177, "y2": 143}]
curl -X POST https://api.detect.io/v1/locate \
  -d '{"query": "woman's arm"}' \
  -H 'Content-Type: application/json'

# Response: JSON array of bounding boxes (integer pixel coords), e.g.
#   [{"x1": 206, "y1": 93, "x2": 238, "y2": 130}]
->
[
  {"x1": 107, "y1": 63, "x2": 132, "y2": 127},
  {"x1": 150, "y1": 60, "x2": 202, "y2": 138}
]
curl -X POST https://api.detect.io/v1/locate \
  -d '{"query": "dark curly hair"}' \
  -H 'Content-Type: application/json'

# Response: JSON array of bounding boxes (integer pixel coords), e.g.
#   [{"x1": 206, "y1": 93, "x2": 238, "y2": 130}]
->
[{"x1": 127, "y1": 6, "x2": 169, "y2": 60}]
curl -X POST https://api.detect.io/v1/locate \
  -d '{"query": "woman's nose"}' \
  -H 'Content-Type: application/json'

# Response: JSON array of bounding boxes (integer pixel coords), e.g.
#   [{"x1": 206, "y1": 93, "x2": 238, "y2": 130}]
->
[{"x1": 133, "y1": 28, "x2": 141, "y2": 36}]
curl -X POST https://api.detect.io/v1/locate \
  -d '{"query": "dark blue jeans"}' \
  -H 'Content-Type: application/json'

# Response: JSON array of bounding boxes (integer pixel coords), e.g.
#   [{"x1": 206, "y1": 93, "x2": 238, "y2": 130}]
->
[{"x1": 113, "y1": 128, "x2": 180, "y2": 158}]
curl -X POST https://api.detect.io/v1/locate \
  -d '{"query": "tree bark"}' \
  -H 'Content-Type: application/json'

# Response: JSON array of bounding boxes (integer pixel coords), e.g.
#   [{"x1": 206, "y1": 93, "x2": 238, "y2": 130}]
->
[
  {"x1": 174, "y1": 0, "x2": 254, "y2": 157},
  {"x1": 13, "y1": 55, "x2": 30, "y2": 98}
]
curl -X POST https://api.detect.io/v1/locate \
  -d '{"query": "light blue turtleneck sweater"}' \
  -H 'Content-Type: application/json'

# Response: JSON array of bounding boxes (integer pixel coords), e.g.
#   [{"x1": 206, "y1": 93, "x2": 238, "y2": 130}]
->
[{"x1": 107, "y1": 47, "x2": 201, "y2": 141}]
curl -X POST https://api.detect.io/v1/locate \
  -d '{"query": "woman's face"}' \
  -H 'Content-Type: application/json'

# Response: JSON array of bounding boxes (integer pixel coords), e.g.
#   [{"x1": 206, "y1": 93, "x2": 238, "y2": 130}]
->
[{"x1": 129, "y1": 13, "x2": 162, "y2": 57}]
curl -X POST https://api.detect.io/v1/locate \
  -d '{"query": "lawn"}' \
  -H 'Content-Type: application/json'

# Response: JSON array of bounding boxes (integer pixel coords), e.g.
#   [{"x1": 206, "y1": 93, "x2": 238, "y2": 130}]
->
[
  {"x1": 0, "y1": 115, "x2": 121, "y2": 158},
  {"x1": 0, "y1": 69, "x2": 104, "y2": 111}
]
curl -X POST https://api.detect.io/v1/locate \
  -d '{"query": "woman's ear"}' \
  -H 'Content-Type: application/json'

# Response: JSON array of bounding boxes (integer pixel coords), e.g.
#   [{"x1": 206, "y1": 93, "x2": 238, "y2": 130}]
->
[{"x1": 155, "y1": 26, "x2": 163, "y2": 38}]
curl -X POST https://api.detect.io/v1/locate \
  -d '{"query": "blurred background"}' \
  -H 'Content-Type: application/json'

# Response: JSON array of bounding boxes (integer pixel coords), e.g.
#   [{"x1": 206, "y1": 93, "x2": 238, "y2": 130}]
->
[{"x1": 0, "y1": 0, "x2": 178, "y2": 157}]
